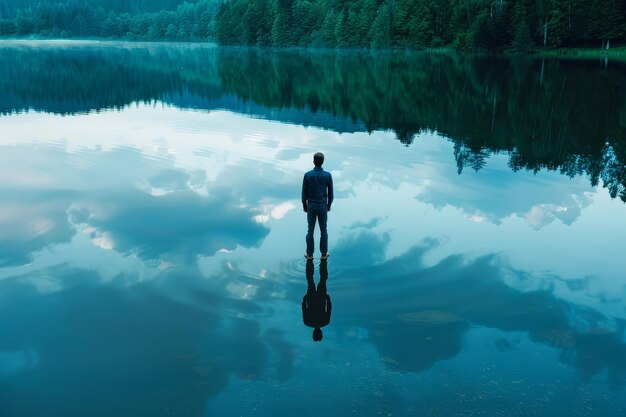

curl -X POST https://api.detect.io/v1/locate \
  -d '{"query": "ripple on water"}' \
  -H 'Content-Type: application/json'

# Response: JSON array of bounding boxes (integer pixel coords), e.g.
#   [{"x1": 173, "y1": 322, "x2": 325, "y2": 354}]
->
[
  {"x1": 282, "y1": 257, "x2": 344, "y2": 281},
  {"x1": 281, "y1": 257, "x2": 307, "y2": 280}
]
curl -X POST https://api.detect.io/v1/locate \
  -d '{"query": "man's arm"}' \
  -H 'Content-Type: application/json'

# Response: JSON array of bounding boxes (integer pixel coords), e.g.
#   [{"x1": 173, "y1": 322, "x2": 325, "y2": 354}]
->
[
  {"x1": 322, "y1": 295, "x2": 332, "y2": 326},
  {"x1": 327, "y1": 173, "x2": 334, "y2": 211},
  {"x1": 301, "y1": 174, "x2": 308, "y2": 212}
]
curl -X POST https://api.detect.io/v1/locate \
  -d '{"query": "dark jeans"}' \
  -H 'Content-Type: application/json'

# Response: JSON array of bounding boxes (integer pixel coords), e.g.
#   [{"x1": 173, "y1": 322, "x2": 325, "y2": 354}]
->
[{"x1": 306, "y1": 206, "x2": 328, "y2": 255}]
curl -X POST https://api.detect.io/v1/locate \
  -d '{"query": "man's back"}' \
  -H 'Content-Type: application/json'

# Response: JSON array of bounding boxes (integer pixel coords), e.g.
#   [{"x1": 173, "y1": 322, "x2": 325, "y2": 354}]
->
[{"x1": 302, "y1": 167, "x2": 333, "y2": 209}]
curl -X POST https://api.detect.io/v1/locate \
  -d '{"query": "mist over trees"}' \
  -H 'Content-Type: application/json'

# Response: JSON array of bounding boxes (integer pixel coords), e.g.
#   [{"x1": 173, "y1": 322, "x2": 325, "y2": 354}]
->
[{"x1": 215, "y1": 0, "x2": 626, "y2": 50}]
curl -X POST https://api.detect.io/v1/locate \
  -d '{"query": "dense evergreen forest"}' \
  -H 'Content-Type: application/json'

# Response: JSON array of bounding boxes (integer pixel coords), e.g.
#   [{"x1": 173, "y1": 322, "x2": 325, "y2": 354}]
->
[
  {"x1": 216, "y1": 0, "x2": 626, "y2": 50},
  {"x1": 0, "y1": 0, "x2": 220, "y2": 40},
  {"x1": 0, "y1": 0, "x2": 624, "y2": 50}
]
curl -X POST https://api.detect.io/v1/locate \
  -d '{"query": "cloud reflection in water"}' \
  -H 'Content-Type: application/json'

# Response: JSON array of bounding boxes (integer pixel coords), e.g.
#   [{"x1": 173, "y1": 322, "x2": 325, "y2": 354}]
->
[
  {"x1": 70, "y1": 187, "x2": 269, "y2": 262},
  {"x1": 330, "y1": 236, "x2": 626, "y2": 385},
  {"x1": 0, "y1": 262, "x2": 295, "y2": 417}
]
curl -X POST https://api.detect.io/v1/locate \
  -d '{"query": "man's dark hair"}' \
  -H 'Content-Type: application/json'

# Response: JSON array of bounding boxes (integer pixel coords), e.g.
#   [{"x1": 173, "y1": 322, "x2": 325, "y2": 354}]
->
[
  {"x1": 313, "y1": 152, "x2": 325, "y2": 167},
  {"x1": 313, "y1": 327, "x2": 323, "y2": 341}
]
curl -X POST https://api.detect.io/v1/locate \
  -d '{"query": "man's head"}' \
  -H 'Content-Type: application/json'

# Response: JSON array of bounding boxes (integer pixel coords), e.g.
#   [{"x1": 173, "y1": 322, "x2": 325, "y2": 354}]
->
[
  {"x1": 313, "y1": 327, "x2": 323, "y2": 342},
  {"x1": 313, "y1": 152, "x2": 325, "y2": 168}
]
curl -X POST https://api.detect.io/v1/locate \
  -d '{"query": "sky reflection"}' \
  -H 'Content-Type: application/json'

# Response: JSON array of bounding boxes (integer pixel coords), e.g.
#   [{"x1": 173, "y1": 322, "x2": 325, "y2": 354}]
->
[
  {"x1": 1, "y1": 103, "x2": 626, "y2": 416},
  {"x1": 1, "y1": 105, "x2": 625, "y2": 302},
  {"x1": 327, "y1": 238, "x2": 626, "y2": 380},
  {"x1": 0, "y1": 263, "x2": 283, "y2": 416}
]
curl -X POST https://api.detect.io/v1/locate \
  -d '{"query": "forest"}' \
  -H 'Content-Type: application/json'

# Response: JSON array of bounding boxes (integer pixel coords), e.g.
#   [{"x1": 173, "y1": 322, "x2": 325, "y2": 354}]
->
[
  {"x1": 216, "y1": 0, "x2": 626, "y2": 50},
  {"x1": 0, "y1": 0, "x2": 625, "y2": 50}
]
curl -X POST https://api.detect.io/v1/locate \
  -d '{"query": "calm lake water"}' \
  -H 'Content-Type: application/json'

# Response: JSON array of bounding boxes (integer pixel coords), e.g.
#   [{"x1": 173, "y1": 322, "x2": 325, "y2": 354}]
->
[{"x1": 1, "y1": 41, "x2": 626, "y2": 417}]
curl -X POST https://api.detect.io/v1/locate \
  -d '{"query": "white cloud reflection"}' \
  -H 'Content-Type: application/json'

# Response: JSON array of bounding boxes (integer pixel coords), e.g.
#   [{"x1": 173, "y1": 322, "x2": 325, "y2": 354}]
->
[{"x1": 1, "y1": 104, "x2": 625, "y2": 314}]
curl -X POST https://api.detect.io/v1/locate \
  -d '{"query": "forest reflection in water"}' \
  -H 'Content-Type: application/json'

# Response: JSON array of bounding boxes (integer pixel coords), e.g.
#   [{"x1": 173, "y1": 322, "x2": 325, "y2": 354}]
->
[{"x1": 0, "y1": 41, "x2": 625, "y2": 202}]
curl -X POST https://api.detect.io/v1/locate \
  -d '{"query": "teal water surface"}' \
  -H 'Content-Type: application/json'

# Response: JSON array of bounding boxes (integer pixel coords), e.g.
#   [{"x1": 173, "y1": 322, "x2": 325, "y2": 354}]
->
[{"x1": 1, "y1": 41, "x2": 625, "y2": 417}]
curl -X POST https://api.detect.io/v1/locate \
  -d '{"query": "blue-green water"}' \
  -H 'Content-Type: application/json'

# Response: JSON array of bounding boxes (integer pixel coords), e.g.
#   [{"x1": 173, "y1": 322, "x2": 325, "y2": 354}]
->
[{"x1": 1, "y1": 41, "x2": 626, "y2": 417}]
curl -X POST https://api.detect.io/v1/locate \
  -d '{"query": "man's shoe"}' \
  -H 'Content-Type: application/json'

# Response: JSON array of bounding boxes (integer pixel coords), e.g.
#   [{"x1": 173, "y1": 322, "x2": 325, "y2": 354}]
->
[
  {"x1": 304, "y1": 253, "x2": 313, "y2": 260},
  {"x1": 320, "y1": 253, "x2": 330, "y2": 260}
]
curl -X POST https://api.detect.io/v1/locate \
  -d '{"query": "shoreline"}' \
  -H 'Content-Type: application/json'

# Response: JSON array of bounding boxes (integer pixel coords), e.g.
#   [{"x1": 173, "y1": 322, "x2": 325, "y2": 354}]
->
[
  {"x1": 1, "y1": 37, "x2": 625, "y2": 61},
  {"x1": 533, "y1": 46, "x2": 626, "y2": 61}
]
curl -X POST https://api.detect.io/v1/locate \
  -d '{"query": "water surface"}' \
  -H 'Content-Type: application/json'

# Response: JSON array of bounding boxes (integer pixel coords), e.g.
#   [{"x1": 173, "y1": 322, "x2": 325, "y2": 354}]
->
[{"x1": 1, "y1": 41, "x2": 626, "y2": 417}]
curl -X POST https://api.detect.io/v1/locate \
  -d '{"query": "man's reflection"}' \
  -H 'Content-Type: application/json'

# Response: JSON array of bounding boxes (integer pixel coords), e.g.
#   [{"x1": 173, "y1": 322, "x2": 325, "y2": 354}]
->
[{"x1": 302, "y1": 259, "x2": 332, "y2": 342}]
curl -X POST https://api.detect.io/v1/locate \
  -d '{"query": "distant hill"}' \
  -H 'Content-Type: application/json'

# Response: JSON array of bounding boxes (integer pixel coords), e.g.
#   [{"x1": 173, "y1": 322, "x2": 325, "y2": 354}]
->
[
  {"x1": 0, "y1": 0, "x2": 187, "y2": 16},
  {"x1": 0, "y1": 0, "x2": 221, "y2": 41}
]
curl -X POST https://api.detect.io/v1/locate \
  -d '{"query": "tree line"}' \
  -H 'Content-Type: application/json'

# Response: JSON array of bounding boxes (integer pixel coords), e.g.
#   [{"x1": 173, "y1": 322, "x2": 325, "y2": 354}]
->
[
  {"x1": 1, "y1": 0, "x2": 624, "y2": 50},
  {"x1": 0, "y1": 0, "x2": 220, "y2": 40},
  {"x1": 215, "y1": 0, "x2": 626, "y2": 50}
]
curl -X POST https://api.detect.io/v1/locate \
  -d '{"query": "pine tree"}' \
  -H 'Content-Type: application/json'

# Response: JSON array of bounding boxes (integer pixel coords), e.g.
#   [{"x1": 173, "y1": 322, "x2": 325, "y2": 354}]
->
[
  {"x1": 0, "y1": 18, "x2": 16, "y2": 35},
  {"x1": 588, "y1": 0, "x2": 623, "y2": 48},
  {"x1": 334, "y1": 9, "x2": 346, "y2": 47},
  {"x1": 489, "y1": 1, "x2": 510, "y2": 49},
  {"x1": 320, "y1": 9, "x2": 336, "y2": 46},
  {"x1": 370, "y1": 2, "x2": 392, "y2": 48},
  {"x1": 512, "y1": 17, "x2": 533, "y2": 52},
  {"x1": 408, "y1": 1, "x2": 435, "y2": 47},
  {"x1": 548, "y1": 2, "x2": 567, "y2": 47},
  {"x1": 271, "y1": 0, "x2": 295, "y2": 46},
  {"x1": 536, "y1": 0, "x2": 551, "y2": 46}
]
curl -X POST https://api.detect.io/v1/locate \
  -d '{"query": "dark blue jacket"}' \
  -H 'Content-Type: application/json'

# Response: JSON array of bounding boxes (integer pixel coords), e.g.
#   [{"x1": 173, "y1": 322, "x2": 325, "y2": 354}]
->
[{"x1": 301, "y1": 167, "x2": 334, "y2": 211}]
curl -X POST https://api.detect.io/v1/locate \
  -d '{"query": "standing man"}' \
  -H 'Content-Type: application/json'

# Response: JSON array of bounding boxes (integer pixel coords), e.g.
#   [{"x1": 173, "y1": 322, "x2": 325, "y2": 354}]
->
[{"x1": 302, "y1": 152, "x2": 333, "y2": 260}]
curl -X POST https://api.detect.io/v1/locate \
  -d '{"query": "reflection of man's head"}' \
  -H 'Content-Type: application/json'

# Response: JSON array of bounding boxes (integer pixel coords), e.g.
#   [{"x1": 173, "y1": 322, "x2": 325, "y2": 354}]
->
[{"x1": 313, "y1": 327, "x2": 323, "y2": 342}]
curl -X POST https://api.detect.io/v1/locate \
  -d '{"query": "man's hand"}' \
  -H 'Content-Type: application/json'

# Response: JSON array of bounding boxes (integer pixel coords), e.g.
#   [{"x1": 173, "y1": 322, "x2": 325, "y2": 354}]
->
[
  {"x1": 303, "y1": 203, "x2": 308, "y2": 212},
  {"x1": 327, "y1": 204, "x2": 331, "y2": 212}
]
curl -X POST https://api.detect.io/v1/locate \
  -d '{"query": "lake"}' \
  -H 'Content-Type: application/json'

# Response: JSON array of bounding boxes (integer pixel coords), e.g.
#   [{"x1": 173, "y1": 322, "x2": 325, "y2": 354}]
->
[{"x1": 1, "y1": 41, "x2": 625, "y2": 417}]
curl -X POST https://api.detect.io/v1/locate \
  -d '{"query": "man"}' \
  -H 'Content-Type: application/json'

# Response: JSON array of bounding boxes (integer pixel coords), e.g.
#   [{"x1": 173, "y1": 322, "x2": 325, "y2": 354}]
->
[
  {"x1": 301, "y1": 152, "x2": 333, "y2": 260},
  {"x1": 302, "y1": 259, "x2": 331, "y2": 342}
]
